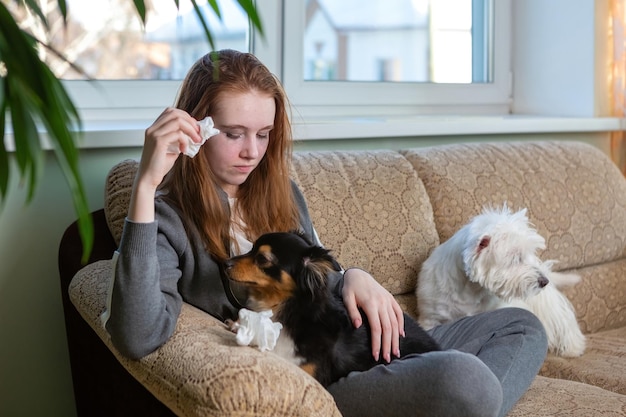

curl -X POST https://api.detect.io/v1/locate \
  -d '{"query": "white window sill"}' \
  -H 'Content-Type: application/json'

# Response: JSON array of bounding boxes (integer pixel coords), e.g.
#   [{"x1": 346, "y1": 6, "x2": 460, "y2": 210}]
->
[
  {"x1": 4, "y1": 115, "x2": 625, "y2": 151},
  {"x1": 292, "y1": 115, "x2": 626, "y2": 140}
]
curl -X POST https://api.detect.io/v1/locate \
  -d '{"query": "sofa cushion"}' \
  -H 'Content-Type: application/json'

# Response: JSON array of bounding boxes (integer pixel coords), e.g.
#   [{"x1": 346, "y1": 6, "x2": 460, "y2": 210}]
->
[
  {"x1": 402, "y1": 141, "x2": 626, "y2": 271},
  {"x1": 104, "y1": 159, "x2": 139, "y2": 246},
  {"x1": 508, "y1": 375, "x2": 626, "y2": 416},
  {"x1": 541, "y1": 326, "x2": 626, "y2": 395},
  {"x1": 291, "y1": 150, "x2": 439, "y2": 296}
]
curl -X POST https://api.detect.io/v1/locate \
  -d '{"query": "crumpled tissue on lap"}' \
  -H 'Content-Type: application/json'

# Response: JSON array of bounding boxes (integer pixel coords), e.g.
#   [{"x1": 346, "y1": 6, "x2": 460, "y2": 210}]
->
[
  {"x1": 235, "y1": 308, "x2": 283, "y2": 352},
  {"x1": 167, "y1": 116, "x2": 220, "y2": 158}
]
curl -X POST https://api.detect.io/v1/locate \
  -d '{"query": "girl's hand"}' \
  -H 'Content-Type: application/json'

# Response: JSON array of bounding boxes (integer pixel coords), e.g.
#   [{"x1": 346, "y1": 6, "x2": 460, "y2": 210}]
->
[
  {"x1": 138, "y1": 107, "x2": 202, "y2": 188},
  {"x1": 128, "y1": 107, "x2": 202, "y2": 223},
  {"x1": 342, "y1": 268, "x2": 405, "y2": 363}
]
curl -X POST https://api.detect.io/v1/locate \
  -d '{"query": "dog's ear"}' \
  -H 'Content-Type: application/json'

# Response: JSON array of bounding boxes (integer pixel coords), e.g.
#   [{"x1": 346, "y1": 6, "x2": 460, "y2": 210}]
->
[
  {"x1": 477, "y1": 235, "x2": 490, "y2": 254},
  {"x1": 300, "y1": 246, "x2": 339, "y2": 301}
]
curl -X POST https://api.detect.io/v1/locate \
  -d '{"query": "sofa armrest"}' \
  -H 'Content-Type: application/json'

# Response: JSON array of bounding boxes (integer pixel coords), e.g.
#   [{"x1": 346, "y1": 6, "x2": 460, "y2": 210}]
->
[{"x1": 69, "y1": 260, "x2": 341, "y2": 417}]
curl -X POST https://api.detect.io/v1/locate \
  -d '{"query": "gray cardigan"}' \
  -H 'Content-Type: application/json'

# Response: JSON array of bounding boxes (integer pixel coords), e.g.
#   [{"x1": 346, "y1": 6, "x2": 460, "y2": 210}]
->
[{"x1": 106, "y1": 182, "x2": 327, "y2": 359}]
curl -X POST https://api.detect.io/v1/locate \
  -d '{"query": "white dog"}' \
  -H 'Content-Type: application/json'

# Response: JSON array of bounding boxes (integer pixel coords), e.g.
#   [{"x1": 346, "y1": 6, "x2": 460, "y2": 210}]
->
[{"x1": 416, "y1": 205, "x2": 586, "y2": 357}]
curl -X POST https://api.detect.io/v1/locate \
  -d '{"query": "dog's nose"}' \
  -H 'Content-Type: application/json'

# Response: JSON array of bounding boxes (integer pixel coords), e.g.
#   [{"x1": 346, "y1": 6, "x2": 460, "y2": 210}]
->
[{"x1": 537, "y1": 275, "x2": 549, "y2": 288}]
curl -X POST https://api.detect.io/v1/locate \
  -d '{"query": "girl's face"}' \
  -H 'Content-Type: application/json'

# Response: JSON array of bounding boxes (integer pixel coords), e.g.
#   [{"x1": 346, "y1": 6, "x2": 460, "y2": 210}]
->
[{"x1": 205, "y1": 90, "x2": 275, "y2": 197}]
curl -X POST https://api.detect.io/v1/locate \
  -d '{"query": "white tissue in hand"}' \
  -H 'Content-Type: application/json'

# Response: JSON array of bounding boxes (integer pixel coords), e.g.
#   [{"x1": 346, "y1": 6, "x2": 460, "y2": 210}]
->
[
  {"x1": 235, "y1": 308, "x2": 282, "y2": 352},
  {"x1": 167, "y1": 116, "x2": 220, "y2": 157}
]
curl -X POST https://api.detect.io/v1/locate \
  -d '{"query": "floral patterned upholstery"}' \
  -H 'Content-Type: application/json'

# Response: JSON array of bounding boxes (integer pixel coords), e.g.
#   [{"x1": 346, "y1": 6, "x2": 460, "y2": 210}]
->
[
  {"x1": 540, "y1": 326, "x2": 626, "y2": 395},
  {"x1": 104, "y1": 159, "x2": 138, "y2": 246},
  {"x1": 508, "y1": 375, "x2": 626, "y2": 416},
  {"x1": 67, "y1": 140, "x2": 626, "y2": 416},
  {"x1": 290, "y1": 150, "x2": 440, "y2": 296},
  {"x1": 69, "y1": 260, "x2": 341, "y2": 417}
]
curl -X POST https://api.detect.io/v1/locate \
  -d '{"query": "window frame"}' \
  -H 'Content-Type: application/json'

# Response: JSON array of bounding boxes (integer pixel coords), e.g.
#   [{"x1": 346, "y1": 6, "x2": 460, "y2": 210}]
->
[
  {"x1": 61, "y1": 0, "x2": 512, "y2": 122},
  {"x1": 64, "y1": 80, "x2": 182, "y2": 121}
]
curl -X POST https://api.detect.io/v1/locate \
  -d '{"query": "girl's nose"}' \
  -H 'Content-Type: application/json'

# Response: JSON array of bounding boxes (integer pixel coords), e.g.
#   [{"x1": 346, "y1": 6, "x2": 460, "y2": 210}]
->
[{"x1": 241, "y1": 135, "x2": 259, "y2": 159}]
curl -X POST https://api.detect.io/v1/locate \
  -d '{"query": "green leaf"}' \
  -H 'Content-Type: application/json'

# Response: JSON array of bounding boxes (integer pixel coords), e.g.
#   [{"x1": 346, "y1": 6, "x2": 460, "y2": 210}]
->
[
  {"x1": 236, "y1": 0, "x2": 264, "y2": 35},
  {"x1": 0, "y1": 1, "x2": 92, "y2": 261},
  {"x1": 0, "y1": 80, "x2": 9, "y2": 205},
  {"x1": 207, "y1": 0, "x2": 222, "y2": 19},
  {"x1": 57, "y1": 0, "x2": 68, "y2": 21},
  {"x1": 20, "y1": 0, "x2": 50, "y2": 29},
  {"x1": 28, "y1": 46, "x2": 90, "y2": 260},
  {"x1": 1, "y1": 4, "x2": 46, "y2": 198},
  {"x1": 132, "y1": 0, "x2": 147, "y2": 25},
  {"x1": 0, "y1": 9, "x2": 45, "y2": 102},
  {"x1": 190, "y1": 0, "x2": 216, "y2": 50},
  {"x1": 7, "y1": 80, "x2": 43, "y2": 203},
  {"x1": 31, "y1": 39, "x2": 90, "y2": 262}
]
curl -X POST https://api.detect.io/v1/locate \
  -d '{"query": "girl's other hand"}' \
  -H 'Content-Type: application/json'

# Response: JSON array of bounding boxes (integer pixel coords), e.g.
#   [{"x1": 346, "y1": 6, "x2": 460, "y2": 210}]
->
[{"x1": 342, "y1": 268, "x2": 405, "y2": 363}]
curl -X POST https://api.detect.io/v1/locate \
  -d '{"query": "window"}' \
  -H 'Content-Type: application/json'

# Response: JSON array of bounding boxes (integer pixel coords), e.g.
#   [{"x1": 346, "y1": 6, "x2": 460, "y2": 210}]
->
[
  {"x1": 10, "y1": 0, "x2": 510, "y2": 121},
  {"x1": 303, "y1": 0, "x2": 478, "y2": 84},
  {"x1": 9, "y1": 0, "x2": 251, "y2": 120},
  {"x1": 282, "y1": 0, "x2": 511, "y2": 118},
  {"x1": 21, "y1": 0, "x2": 250, "y2": 81}
]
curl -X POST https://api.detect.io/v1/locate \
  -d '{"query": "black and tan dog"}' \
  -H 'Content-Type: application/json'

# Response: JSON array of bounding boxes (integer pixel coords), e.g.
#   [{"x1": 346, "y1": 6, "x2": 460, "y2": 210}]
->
[{"x1": 223, "y1": 231, "x2": 440, "y2": 387}]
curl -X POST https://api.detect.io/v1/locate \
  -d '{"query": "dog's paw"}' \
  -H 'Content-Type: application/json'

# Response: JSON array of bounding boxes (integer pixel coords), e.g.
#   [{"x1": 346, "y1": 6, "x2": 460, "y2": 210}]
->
[{"x1": 225, "y1": 319, "x2": 240, "y2": 333}]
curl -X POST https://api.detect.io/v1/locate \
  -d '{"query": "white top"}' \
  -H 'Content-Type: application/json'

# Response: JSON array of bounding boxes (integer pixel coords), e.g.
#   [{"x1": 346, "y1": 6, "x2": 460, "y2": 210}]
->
[{"x1": 228, "y1": 197, "x2": 253, "y2": 256}]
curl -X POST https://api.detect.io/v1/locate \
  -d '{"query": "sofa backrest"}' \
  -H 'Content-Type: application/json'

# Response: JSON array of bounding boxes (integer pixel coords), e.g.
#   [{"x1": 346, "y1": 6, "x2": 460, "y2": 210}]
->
[
  {"x1": 290, "y1": 150, "x2": 439, "y2": 298},
  {"x1": 103, "y1": 141, "x2": 626, "y2": 326},
  {"x1": 403, "y1": 141, "x2": 626, "y2": 271}
]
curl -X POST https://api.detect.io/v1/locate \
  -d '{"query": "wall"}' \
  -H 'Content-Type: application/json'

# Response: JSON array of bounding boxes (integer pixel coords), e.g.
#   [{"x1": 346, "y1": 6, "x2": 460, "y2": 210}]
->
[
  {"x1": 0, "y1": 131, "x2": 614, "y2": 417},
  {"x1": 512, "y1": 0, "x2": 609, "y2": 117},
  {"x1": 0, "y1": 148, "x2": 139, "y2": 417}
]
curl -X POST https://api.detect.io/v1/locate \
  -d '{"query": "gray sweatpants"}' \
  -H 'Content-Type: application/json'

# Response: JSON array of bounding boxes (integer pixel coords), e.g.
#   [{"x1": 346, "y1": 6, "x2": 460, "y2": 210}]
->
[{"x1": 327, "y1": 308, "x2": 548, "y2": 417}]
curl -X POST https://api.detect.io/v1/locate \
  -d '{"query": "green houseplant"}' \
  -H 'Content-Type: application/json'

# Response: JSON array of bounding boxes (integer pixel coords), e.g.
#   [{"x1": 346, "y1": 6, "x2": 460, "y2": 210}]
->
[{"x1": 0, "y1": 0, "x2": 262, "y2": 261}]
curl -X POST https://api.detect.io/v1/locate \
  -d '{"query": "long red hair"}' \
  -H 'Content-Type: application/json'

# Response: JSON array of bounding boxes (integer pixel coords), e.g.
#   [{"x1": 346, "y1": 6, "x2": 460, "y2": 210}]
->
[{"x1": 159, "y1": 50, "x2": 299, "y2": 261}]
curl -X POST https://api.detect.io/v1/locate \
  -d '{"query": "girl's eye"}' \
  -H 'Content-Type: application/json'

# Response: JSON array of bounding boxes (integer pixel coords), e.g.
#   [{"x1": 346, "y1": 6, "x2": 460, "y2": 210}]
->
[
  {"x1": 225, "y1": 132, "x2": 243, "y2": 139},
  {"x1": 223, "y1": 130, "x2": 271, "y2": 140}
]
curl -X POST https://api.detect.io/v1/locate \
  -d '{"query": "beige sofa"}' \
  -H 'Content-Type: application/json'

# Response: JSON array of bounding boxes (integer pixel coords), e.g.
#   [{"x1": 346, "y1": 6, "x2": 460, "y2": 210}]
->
[{"x1": 67, "y1": 140, "x2": 626, "y2": 416}]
